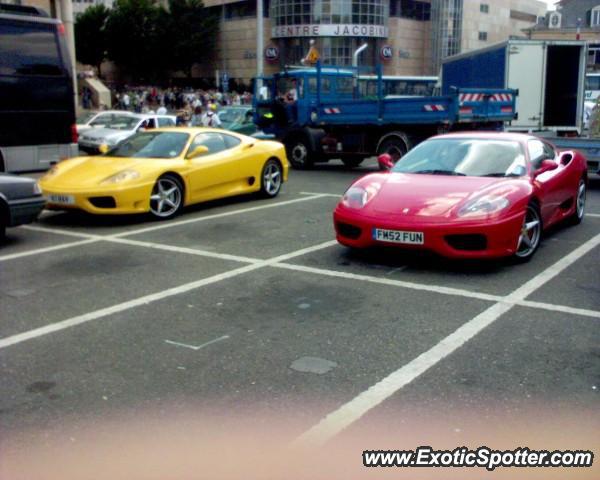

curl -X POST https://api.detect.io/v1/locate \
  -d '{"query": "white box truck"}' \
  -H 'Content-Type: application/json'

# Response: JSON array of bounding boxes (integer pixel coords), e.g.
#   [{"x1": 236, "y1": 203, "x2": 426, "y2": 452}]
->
[{"x1": 441, "y1": 39, "x2": 587, "y2": 134}]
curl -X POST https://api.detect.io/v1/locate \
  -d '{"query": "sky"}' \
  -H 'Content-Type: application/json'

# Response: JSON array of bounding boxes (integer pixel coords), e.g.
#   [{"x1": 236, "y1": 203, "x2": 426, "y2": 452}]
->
[{"x1": 541, "y1": 0, "x2": 557, "y2": 11}]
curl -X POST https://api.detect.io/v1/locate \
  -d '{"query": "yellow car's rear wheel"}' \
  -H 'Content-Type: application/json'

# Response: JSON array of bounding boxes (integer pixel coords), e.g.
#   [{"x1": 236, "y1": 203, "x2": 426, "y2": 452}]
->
[{"x1": 150, "y1": 175, "x2": 183, "y2": 219}]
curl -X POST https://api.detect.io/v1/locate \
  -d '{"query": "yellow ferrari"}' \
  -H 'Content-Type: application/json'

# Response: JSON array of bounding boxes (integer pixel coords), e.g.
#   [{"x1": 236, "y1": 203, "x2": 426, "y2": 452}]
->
[{"x1": 39, "y1": 128, "x2": 289, "y2": 219}]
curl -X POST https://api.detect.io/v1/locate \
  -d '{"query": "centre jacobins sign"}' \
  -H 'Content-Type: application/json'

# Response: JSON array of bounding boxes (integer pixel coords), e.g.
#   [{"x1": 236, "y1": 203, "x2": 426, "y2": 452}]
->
[{"x1": 272, "y1": 24, "x2": 388, "y2": 38}]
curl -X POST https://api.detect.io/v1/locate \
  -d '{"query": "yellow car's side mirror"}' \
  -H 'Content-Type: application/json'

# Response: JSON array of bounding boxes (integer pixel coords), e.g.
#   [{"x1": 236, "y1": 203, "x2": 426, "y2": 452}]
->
[
  {"x1": 186, "y1": 145, "x2": 209, "y2": 159},
  {"x1": 98, "y1": 144, "x2": 109, "y2": 154}
]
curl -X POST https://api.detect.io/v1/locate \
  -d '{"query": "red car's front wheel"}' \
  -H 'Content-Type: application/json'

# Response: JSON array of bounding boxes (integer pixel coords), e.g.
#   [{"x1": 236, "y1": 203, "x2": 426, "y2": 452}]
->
[{"x1": 514, "y1": 204, "x2": 542, "y2": 262}]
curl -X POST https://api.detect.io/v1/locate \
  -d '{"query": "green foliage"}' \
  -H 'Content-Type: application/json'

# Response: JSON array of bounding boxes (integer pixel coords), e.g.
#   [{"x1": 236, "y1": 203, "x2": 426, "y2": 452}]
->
[
  {"x1": 95, "y1": 0, "x2": 218, "y2": 82},
  {"x1": 104, "y1": 0, "x2": 164, "y2": 81},
  {"x1": 74, "y1": 4, "x2": 110, "y2": 75},
  {"x1": 160, "y1": 0, "x2": 220, "y2": 77}
]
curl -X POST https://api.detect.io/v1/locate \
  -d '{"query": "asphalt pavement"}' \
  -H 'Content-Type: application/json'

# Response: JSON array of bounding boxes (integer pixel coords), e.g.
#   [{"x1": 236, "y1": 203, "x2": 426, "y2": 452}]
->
[{"x1": 1, "y1": 158, "x2": 599, "y2": 479}]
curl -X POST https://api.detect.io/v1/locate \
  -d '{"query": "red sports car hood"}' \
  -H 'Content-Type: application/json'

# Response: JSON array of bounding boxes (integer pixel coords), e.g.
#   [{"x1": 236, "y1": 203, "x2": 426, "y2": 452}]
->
[{"x1": 361, "y1": 173, "x2": 525, "y2": 220}]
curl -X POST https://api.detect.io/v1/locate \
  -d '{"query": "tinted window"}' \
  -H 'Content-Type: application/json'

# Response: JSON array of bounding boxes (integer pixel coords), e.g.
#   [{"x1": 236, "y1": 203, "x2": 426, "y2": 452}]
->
[
  {"x1": 222, "y1": 134, "x2": 241, "y2": 149},
  {"x1": 109, "y1": 132, "x2": 189, "y2": 158},
  {"x1": 158, "y1": 117, "x2": 175, "y2": 127},
  {"x1": 336, "y1": 77, "x2": 353, "y2": 95},
  {"x1": 586, "y1": 75, "x2": 600, "y2": 90},
  {"x1": 0, "y1": 20, "x2": 63, "y2": 76},
  {"x1": 190, "y1": 133, "x2": 229, "y2": 155},
  {"x1": 528, "y1": 140, "x2": 554, "y2": 168},
  {"x1": 392, "y1": 138, "x2": 526, "y2": 177},
  {"x1": 308, "y1": 77, "x2": 331, "y2": 94}
]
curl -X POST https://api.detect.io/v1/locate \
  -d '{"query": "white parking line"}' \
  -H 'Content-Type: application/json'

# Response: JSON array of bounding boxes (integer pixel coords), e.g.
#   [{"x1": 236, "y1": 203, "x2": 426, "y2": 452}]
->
[
  {"x1": 0, "y1": 238, "x2": 100, "y2": 262},
  {"x1": 273, "y1": 263, "x2": 503, "y2": 303},
  {"x1": 0, "y1": 240, "x2": 337, "y2": 350},
  {"x1": 516, "y1": 300, "x2": 600, "y2": 319},
  {"x1": 109, "y1": 237, "x2": 259, "y2": 264},
  {"x1": 165, "y1": 335, "x2": 230, "y2": 351},
  {"x1": 295, "y1": 232, "x2": 600, "y2": 446},
  {"x1": 7, "y1": 194, "x2": 329, "y2": 261},
  {"x1": 300, "y1": 191, "x2": 341, "y2": 198},
  {"x1": 586, "y1": 213, "x2": 600, "y2": 218},
  {"x1": 113, "y1": 194, "x2": 329, "y2": 238},
  {"x1": 22, "y1": 224, "x2": 101, "y2": 239}
]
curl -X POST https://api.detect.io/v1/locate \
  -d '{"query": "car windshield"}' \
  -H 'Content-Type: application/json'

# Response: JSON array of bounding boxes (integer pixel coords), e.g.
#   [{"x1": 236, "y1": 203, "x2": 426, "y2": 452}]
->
[
  {"x1": 104, "y1": 115, "x2": 143, "y2": 130},
  {"x1": 391, "y1": 138, "x2": 527, "y2": 177},
  {"x1": 107, "y1": 132, "x2": 190, "y2": 158},
  {"x1": 218, "y1": 108, "x2": 246, "y2": 124},
  {"x1": 77, "y1": 112, "x2": 96, "y2": 124}
]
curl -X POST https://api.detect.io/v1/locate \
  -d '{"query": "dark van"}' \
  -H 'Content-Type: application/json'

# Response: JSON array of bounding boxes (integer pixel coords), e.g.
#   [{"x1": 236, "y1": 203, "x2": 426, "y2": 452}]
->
[{"x1": 0, "y1": 3, "x2": 78, "y2": 172}]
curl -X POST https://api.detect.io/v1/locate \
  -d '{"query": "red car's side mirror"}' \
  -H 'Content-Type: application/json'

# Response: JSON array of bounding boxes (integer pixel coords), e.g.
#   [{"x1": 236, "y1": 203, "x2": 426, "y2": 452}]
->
[
  {"x1": 377, "y1": 153, "x2": 394, "y2": 171},
  {"x1": 534, "y1": 159, "x2": 558, "y2": 177}
]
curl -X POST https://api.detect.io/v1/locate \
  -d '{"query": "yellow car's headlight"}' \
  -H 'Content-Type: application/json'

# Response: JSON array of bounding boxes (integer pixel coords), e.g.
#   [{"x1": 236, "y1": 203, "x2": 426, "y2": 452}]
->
[{"x1": 101, "y1": 169, "x2": 140, "y2": 185}]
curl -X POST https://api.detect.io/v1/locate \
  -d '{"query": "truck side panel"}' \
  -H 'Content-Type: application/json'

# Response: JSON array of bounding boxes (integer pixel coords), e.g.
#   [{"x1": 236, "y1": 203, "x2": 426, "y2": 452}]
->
[
  {"x1": 442, "y1": 46, "x2": 506, "y2": 95},
  {"x1": 315, "y1": 96, "x2": 453, "y2": 126}
]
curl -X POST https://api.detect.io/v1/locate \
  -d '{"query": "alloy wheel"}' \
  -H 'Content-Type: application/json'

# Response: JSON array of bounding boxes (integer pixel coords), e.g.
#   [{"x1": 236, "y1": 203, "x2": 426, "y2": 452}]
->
[
  {"x1": 262, "y1": 162, "x2": 282, "y2": 196},
  {"x1": 150, "y1": 177, "x2": 182, "y2": 218},
  {"x1": 515, "y1": 205, "x2": 541, "y2": 259}
]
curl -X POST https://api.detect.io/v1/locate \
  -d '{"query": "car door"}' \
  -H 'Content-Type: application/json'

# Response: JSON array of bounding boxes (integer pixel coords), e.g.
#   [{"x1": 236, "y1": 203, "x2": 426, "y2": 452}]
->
[
  {"x1": 185, "y1": 132, "x2": 257, "y2": 202},
  {"x1": 528, "y1": 139, "x2": 566, "y2": 225}
]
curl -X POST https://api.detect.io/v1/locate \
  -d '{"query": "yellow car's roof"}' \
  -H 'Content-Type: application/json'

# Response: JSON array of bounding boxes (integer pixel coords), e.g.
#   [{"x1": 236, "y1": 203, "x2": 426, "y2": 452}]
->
[{"x1": 151, "y1": 127, "x2": 251, "y2": 140}]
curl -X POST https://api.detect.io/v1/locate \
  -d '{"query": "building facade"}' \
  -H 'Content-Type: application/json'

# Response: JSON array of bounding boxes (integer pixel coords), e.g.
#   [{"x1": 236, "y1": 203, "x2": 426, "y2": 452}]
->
[
  {"x1": 525, "y1": 0, "x2": 600, "y2": 71},
  {"x1": 199, "y1": 0, "x2": 546, "y2": 83}
]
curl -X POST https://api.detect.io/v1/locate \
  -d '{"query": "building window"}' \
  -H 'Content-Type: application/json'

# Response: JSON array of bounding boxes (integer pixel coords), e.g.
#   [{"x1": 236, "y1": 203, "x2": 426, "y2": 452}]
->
[
  {"x1": 480, "y1": 4, "x2": 488, "y2": 13},
  {"x1": 478, "y1": 31, "x2": 487, "y2": 41},
  {"x1": 390, "y1": 0, "x2": 431, "y2": 21},
  {"x1": 592, "y1": 6, "x2": 600, "y2": 27},
  {"x1": 271, "y1": 0, "x2": 388, "y2": 27}
]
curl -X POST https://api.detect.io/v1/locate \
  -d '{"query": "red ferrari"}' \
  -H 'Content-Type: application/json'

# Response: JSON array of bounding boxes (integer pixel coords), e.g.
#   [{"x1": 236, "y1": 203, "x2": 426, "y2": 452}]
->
[{"x1": 333, "y1": 132, "x2": 588, "y2": 261}]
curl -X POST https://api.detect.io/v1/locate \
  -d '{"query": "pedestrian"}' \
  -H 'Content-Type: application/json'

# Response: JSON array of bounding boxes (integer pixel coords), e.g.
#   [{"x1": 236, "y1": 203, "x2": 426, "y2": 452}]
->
[
  {"x1": 201, "y1": 103, "x2": 221, "y2": 128},
  {"x1": 190, "y1": 106, "x2": 203, "y2": 126},
  {"x1": 122, "y1": 92, "x2": 130, "y2": 111}
]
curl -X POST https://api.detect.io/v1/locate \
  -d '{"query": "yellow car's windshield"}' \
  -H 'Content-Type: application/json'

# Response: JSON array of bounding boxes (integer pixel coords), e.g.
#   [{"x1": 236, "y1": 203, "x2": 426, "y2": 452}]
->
[{"x1": 108, "y1": 132, "x2": 190, "y2": 158}]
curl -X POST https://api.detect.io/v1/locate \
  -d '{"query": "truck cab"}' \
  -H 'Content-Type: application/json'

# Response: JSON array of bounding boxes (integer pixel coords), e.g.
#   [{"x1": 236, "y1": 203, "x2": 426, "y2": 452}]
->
[{"x1": 254, "y1": 67, "x2": 356, "y2": 136}]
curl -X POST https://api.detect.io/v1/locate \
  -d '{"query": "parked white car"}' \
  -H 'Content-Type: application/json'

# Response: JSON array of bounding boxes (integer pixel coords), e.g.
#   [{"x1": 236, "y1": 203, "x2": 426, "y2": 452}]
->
[
  {"x1": 78, "y1": 114, "x2": 177, "y2": 154},
  {"x1": 76, "y1": 110, "x2": 135, "y2": 134}
]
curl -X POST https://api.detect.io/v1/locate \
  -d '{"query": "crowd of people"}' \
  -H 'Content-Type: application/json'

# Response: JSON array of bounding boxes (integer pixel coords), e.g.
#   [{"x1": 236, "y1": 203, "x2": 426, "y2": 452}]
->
[
  {"x1": 78, "y1": 85, "x2": 254, "y2": 127},
  {"x1": 113, "y1": 87, "x2": 251, "y2": 114}
]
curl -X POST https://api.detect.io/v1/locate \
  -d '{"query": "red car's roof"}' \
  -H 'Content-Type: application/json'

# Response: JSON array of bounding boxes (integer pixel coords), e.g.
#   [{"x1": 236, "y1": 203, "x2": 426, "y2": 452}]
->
[{"x1": 431, "y1": 132, "x2": 539, "y2": 143}]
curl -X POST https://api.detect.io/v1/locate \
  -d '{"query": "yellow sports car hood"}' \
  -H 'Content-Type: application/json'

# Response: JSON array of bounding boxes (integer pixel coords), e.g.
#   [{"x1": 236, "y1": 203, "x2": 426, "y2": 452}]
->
[{"x1": 42, "y1": 156, "x2": 176, "y2": 188}]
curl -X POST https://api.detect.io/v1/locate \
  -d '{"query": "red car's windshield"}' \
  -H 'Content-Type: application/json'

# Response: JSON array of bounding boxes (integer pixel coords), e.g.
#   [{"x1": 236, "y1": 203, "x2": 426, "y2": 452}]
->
[{"x1": 392, "y1": 138, "x2": 527, "y2": 177}]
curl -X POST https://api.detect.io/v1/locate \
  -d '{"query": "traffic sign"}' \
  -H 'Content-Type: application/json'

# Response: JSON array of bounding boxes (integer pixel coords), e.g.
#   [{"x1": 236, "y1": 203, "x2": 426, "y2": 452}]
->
[
  {"x1": 380, "y1": 45, "x2": 393, "y2": 61},
  {"x1": 265, "y1": 46, "x2": 279, "y2": 62}
]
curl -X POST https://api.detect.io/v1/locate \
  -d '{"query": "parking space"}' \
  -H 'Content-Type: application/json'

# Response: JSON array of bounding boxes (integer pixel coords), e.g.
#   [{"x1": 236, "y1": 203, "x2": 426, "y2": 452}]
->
[
  {"x1": 1, "y1": 166, "x2": 599, "y2": 466},
  {"x1": 340, "y1": 306, "x2": 600, "y2": 444}
]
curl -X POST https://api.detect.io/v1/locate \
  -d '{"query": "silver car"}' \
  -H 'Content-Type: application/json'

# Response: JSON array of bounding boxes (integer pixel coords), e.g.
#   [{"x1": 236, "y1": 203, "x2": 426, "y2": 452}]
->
[{"x1": 78, "y1": 114, "x2": 177, "y2": 154}]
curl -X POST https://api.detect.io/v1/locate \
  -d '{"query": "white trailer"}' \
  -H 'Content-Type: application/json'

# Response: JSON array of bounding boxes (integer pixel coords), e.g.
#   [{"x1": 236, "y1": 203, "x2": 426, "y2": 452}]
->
[{"x1": 442, "y1": 39, "x2": 587, "y2": 134}]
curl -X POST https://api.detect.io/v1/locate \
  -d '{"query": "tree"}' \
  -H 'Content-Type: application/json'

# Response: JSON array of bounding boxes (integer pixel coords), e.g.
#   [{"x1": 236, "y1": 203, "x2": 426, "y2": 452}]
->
[
  {"x1": 74, "y1": 5, "x2": 110, "y2": 77},
  {"x1": 161, "y1": 0, "x2": 220, "y2": 78},
  {"x1": 105, "y1": 0, "x2": 165, "y2": 81}
]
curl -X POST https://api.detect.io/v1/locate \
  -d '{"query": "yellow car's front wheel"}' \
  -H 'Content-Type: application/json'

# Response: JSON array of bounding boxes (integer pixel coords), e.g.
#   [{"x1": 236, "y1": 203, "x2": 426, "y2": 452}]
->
[
  {"x1": 149, "y1": 175, "x2": 184, "y2": 219},
  {"x1": 260, "y1": 159, "x2": 283, "y2": 198}
]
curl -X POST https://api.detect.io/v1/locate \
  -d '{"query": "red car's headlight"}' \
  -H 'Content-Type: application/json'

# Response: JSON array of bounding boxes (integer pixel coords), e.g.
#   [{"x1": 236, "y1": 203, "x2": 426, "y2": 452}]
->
[
  {"x1": 342, "y1": 184, "x2": 380, "y2": 209},
  {"x1": 458, "y1": 195, "x2": 510, "y2": 217}
]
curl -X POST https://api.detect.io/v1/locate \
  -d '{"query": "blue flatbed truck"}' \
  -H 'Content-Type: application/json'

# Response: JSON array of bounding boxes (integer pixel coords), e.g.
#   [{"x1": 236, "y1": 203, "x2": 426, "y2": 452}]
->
[{"x1": 253, "y1": 64, "x2": 518, "y2": 169}]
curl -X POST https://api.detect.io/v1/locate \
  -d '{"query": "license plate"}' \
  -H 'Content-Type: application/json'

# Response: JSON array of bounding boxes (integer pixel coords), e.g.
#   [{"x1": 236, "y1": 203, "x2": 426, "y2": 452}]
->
[
  {"x1": 48, "y1": 194, "x2": 75, "y2": 205},
  {"x1": 372, "y1": 228, "x2": 424, "y2": 245}
]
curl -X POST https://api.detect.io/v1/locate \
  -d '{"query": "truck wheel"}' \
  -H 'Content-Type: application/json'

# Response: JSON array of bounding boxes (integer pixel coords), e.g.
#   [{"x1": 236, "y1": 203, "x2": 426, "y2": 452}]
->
[
  {"x1": 286, "y1": 137, "x2": 314, "y2": 169},
  {"x1": 377, "y1": 134, "x2": 409, "y2": 169},
  {"x1": 341, "y1": 156, "x2": 364, "y2": 169}
]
